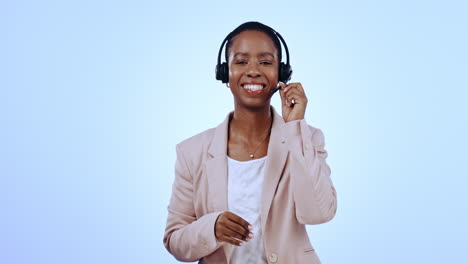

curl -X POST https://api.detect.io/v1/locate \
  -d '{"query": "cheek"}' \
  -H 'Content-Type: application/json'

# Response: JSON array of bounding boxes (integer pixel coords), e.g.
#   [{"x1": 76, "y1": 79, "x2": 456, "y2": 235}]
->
[
  {"x1": 266, "y1": 69, "x2": 279, "y2": 83},
  {"x1": 228, "y1": 66, "x2": 242, "y2": 80}
]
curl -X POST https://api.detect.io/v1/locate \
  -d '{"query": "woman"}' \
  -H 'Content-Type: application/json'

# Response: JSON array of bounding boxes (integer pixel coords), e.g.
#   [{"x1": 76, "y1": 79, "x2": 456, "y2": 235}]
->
[{"x1": 163, "y1": 21, "x2": 337, "y2": 264}]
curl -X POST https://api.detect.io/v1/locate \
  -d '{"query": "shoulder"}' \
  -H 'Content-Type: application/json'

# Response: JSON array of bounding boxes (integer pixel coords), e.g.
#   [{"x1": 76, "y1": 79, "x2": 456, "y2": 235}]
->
[
  {"x1": 174, "y1": 126, "x2": 219, "y2": 177},
  {"x1": 176, "y1": 127, "x2": 216, "y2": 158}
]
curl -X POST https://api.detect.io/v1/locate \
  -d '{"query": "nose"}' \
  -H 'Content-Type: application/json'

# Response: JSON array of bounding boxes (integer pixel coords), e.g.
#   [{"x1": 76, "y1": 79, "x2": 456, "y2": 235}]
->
[{"x1": 246, "y1": 62, "x2": 261, "y2": 78}]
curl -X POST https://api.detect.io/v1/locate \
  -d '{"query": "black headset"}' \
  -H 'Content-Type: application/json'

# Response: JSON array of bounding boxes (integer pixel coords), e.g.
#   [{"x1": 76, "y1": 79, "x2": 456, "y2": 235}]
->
[{"x1": 215, "y1": 23, "x2": 293, "y2": 84}]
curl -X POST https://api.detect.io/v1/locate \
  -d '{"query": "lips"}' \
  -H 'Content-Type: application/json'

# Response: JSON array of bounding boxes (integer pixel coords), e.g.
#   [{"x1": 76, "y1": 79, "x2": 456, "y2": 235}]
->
[
  {"x1": 241, "y1": 82, "x2": 267, "y2": 96},
  {"x1": 242, "y1": 84, "x2": 264, "y2": 91}
]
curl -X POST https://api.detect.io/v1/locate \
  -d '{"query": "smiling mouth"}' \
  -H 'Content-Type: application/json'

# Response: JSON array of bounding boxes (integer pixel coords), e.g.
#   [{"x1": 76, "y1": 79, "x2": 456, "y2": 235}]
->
[{"x1": 241, "y1": 84, "x2": 266, "y2": 91}]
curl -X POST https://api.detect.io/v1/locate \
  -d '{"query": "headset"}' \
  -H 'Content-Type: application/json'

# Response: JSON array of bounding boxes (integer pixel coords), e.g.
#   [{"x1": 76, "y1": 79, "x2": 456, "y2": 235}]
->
[{"x1": 215, "y1": 23, "x2": 293, "y2": 87}]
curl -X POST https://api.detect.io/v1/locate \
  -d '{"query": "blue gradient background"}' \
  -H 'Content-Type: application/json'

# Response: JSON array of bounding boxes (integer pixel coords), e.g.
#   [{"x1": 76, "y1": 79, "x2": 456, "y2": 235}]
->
[{"x1": 2, "y1": 0, "x2": 467, "y2": 263}]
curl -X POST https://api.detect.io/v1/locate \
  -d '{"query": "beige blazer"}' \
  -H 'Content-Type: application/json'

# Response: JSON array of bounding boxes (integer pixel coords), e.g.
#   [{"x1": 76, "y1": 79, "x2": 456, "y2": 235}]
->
[{"x1": 164, "y1": 106, "x2": 337, "y2": 264}]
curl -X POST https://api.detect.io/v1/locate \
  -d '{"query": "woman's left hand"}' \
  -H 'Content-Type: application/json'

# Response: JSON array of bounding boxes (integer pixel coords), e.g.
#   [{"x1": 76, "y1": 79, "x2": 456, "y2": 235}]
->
[{"x1": 278, "y1": 82, "x2": 308, "y2": 123}]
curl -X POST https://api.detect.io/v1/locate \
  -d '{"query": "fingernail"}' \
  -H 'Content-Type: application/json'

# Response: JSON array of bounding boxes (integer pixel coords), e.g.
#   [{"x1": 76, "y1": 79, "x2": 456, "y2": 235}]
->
[
  {"x1": 246, "y1": 237, "x2": 251, "y2": 242},
  {"x1": 249, "y1": 233, "x2": 254, "y2": 238},
  {"x1": 248, "y1": 225, "x2": 253, "y2": 230},
  {"x1": 239, "y1": 242, "x2": 243, "y2": 246}
]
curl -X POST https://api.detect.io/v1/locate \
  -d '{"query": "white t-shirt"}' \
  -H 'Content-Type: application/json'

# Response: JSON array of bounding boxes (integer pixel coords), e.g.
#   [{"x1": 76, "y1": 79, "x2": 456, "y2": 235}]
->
[{"x1": 227, "y1": 156, "x2": 269, "y2": 264}]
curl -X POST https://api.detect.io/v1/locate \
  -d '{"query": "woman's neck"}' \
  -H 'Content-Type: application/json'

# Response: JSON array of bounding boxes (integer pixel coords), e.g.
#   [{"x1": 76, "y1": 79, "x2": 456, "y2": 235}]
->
[{"x1": 229, "y1": 105, "x2": 272, "y2": 140}]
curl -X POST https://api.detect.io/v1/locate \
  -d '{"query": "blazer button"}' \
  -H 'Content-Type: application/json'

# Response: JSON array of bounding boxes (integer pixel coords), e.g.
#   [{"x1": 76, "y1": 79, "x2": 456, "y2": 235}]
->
[{"x1": 268, "y1": 252, "x2": 278, "y2": 263}]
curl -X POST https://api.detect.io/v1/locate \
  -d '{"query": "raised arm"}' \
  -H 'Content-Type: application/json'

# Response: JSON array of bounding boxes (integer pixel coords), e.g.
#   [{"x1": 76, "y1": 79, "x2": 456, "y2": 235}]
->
[{"x1": 283, "y1": 120, "x2": 337, "y2": 225}]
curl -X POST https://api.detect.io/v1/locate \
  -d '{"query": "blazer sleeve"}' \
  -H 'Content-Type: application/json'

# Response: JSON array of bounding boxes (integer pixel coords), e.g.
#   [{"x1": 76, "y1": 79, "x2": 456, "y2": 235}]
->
[
  {"x1": 163, "y1": 144, "x2": 225, "y2": 262},
  {"x1": 282, "y1": 119, "x2": 337, "y2": 225}
]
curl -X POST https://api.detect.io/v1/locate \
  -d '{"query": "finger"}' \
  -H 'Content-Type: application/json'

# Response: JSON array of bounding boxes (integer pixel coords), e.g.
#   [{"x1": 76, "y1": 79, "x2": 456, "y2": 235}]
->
[
  {"x1": 287, "y1": 91, "x2": 306, "y2": 104},
  {"x1": 279, "y1": 85, "x2": 292, "y2": 106},
  {"x1": 226, "y1": 212, "x2": 253, "y2": 232},
  {"x1": 283, "y1": 85, "x2": 296, "y2": 99},
  {"x1": 282, "y1": 82, "x2": 296, "y2": 93},
  {"x1": 286, "y1": 92, "x2": 298, "y2": 105},
  {"x1": 222, "y1": 234, "x2": 244, "y2": 246},
  {"x1": 278, "y1": 82, "x2": 288, "y2": 105},
  {"x1": 279, "y1": 88, "x2": 287, "y2": 106},
  {"x1": 284, "y1": 84, "x2": 305, "y2": 98},
  {"x1": 225, "y1": 218, "x2": 251, "y2": 238},
  {"x1": 286, "y1": 91, "x2": 299, "y2": 102},
  {"x1": 224, "y1": 226, "x2": 253, "y2": 242},
  {"x1": 287, "y1": 96, "x2": 301, "y2": 106},
  {"x1": 283, "y1": 82, "x2": 302, "y2": 90},
  {"x1": 292, "y1": 82, "x2": 304, "y2": 93}
]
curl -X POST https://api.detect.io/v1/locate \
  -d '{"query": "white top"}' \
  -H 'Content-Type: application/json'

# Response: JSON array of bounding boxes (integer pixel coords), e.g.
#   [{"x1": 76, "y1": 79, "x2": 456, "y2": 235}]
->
[{"x1": 227, "y1": 156, "x2": 268, "y2": 264}]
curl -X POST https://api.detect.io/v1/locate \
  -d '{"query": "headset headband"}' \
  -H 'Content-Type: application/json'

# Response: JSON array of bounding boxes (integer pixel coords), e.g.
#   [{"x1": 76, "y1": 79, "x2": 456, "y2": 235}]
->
[{"x1": 216, "y1": 25, "x2": 291, "y2": 70}]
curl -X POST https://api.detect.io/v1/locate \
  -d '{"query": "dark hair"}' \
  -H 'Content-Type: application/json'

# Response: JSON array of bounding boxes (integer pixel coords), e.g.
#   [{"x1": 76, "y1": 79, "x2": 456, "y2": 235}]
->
[{"x1": 224, "y1": 21, "x2": 282, "y2": 64}]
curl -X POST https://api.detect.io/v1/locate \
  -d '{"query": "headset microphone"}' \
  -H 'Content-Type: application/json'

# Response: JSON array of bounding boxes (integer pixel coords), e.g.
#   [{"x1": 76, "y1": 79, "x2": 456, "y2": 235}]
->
[{"x1": 270, "y1": 85, "x2": 283, "y2": 94}]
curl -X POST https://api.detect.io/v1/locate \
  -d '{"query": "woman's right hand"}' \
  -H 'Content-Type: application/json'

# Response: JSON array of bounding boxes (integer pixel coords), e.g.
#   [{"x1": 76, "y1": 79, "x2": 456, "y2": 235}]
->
[{"x1": 214, "y1": 211, "x2": 254, "y2": 246}]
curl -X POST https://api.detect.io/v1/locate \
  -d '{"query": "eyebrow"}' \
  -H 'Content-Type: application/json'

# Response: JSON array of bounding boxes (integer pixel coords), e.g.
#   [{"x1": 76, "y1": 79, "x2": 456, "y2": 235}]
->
[{"x1": 233, "y1": 52, "x2": 275, "y2": 58}]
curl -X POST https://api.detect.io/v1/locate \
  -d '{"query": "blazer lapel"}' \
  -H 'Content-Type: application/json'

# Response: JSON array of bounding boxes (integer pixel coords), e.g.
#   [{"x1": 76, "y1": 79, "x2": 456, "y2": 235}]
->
[
  {"x1": 261, "y1": 106, "x2": 288, "y2": 231},
  {"x1": 206, "y1": 112, "x2": 232, "y2": 261},
  {"x1": 206, "y1": 112, "x2": 230, "y2": 213}
]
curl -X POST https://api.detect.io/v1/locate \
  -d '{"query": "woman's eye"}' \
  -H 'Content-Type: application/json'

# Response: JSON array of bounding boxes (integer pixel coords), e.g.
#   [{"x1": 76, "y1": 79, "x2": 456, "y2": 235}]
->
[
  {"x1": 235, "y1": 61, "x2": 247, "y2": 64},
  {"x1": 260, "y1": 61, "x2": 273, "y2": 65}
]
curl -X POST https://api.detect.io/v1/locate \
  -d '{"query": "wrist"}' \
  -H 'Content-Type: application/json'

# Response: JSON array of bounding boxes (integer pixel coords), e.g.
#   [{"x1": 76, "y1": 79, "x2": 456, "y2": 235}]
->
[{"x1": 214, "y1": 212, "x2": 223, "y2": 241}]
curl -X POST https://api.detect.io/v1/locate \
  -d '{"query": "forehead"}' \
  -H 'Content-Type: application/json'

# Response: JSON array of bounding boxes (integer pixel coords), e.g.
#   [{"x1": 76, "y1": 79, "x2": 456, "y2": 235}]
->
[{"x1": 228, "y1": 30, "x2": 278, "y2": 56}]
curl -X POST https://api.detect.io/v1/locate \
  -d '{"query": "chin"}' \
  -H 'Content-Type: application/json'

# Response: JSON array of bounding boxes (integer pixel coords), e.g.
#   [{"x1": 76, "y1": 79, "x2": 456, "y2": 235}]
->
[{"x1": 237, "y1": 98, "x2": 271, "y2": 111}]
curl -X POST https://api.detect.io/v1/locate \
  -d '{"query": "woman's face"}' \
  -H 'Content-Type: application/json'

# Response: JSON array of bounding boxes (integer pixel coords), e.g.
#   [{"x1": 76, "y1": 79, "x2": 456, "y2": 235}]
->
[{"x1": 227, "y1": 30, "x2": 279, "y2": 109}]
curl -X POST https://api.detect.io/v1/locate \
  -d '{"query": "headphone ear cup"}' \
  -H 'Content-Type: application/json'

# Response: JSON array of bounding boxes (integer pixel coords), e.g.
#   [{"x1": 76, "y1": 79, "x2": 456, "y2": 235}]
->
[
  {"x1": 216, "y1": 63, "x2": 229, "y2": 83},
  {"x1": 279, "y1": 62, "x2": 293, "y2": 83}
]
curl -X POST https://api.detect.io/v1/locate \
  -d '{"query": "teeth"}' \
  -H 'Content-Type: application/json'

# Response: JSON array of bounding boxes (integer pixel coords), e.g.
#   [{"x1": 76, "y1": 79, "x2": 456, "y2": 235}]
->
[{"x1": 243, "y1": 84, "x2": 264, "y2": 91}]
